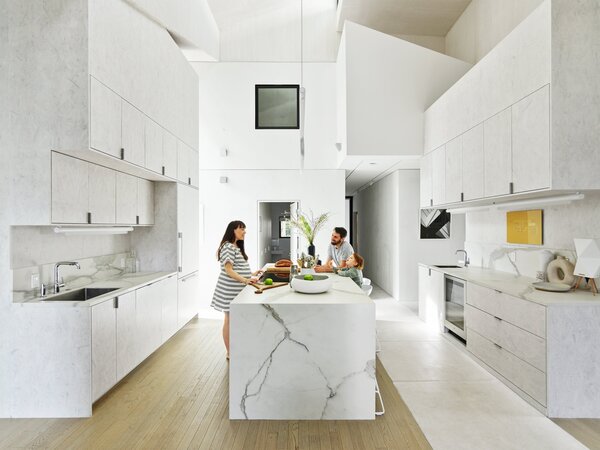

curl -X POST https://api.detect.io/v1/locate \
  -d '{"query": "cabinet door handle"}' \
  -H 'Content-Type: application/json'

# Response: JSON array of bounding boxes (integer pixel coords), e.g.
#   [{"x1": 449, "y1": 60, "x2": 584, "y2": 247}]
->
[
  {"x1": 428, "y1": 268, "x2": 431, "y2": 276},
  {"x1": 509, "y1": 182, "x2": 514, "y2": 194},
  {"x1": 494, "y1": 289, "x2": 502, "y2": 294},
  {"x1": 178, "y1": 232, "x2": 183, "y2": 272},
  {"x1": 188, "y1": 177, "x2": 191, "y2": 185},
  {"x1": 120, "y1": 148, "x2": 125, "y2": 160},
  {"x1": 114, "y1": 297, "x2": 119, "y2": 309},
  {"x1": 136, "y1": 215, "x2": 140, "y2": 225},
  {"x1": 461, "y1": 192, "x2": 464, "y2": 202},
  {"x1": 162, "y1": 166, "x2": 165, "y2": 176},
  {"x1": 87, "y1": 212, "x2": 92, "y2": 224},
  {"x1": 430, "y1": 198, "x2": 433, "y2": 207},
  {"x1": 494, "y1": 343, "x2": 502, "y2": 350},
  {"x1": 494, "y1": 316, "x2": 502, "y2": 321}
]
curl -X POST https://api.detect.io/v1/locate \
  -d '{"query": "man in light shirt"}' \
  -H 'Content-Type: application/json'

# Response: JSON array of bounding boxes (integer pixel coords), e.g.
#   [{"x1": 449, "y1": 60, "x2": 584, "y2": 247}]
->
[{"x1": 315, "y1": 227, "x2": 354, "y2": 272}]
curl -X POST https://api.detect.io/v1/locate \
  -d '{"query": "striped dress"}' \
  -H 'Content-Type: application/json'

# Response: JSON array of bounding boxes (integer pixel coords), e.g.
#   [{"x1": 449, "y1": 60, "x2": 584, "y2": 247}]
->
[{"x1": 211, "y1": 242, "x2": 252, "y2": 312}]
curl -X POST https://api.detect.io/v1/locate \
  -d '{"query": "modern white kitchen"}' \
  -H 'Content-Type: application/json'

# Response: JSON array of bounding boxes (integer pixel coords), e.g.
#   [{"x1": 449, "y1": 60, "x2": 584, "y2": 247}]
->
[{"x1": 2, "y1": 0, "x2": 600, "y2": 449}]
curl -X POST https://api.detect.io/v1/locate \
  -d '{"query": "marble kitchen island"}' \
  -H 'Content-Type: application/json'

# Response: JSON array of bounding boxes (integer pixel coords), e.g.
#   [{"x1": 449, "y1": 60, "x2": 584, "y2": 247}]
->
[{"x1": 229, "y1": 275, "x2": 376, "y2": 420}]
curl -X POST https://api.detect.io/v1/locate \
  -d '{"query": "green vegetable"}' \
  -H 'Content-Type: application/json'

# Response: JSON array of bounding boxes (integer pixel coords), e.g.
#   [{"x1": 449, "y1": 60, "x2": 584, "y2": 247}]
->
[
  {"x1": 264, "y1": 278, "x2": 273, "y2": 285},
  {"x1": 303, "y1": 274, "x2": 314, "y2": 281}
]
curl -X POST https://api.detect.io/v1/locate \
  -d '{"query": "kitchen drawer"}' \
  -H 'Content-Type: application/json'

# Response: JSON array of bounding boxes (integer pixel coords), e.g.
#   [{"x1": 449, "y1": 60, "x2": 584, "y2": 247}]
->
[
  {"x1": 466, "y1": 283, "x2": 546, "y2": 338},
  {"x1": 466, "y1": 304, "x2": 546, "y2": 372},
  {"x1": 468, "y1": 329, "x2": 546, "y2": 406}
]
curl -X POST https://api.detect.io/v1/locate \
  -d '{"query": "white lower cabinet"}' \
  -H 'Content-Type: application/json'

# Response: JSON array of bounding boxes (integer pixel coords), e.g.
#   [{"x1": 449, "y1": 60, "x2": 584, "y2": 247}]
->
[
  {"x1": 116, "y1": 291, "x2": 137, "y2": 380},
  {"x1": 91, "y1": 298, "x2": 117, "y2": 402},
  {"x1": 161, "y1": 275, "x2": 179, "y2": 343},
  {"x1": 136, "y1": 281, "x2": 163, "y2": 362},
  {"x1": 418, "y1": 266, "x2": 445, "y2": 332},
  {"x1": 178, "y1": 271, "x2": 199, "y2": 328}
]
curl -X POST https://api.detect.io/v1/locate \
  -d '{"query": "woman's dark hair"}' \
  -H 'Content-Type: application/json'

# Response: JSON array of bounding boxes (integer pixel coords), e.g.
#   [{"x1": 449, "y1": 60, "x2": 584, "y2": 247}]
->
[
  {"x1": 217, "y1": 220, "x2": 248, "y2": 261},
  {"x1": 334, "y1": 227, "x2": 348, "y2": 239}
]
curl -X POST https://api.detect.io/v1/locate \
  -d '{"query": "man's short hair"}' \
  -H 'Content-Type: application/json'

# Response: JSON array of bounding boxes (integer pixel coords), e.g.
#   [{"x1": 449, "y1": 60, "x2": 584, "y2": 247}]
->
[{"x1": 334, "y1": 227, "x2": 348, "y2": 239}]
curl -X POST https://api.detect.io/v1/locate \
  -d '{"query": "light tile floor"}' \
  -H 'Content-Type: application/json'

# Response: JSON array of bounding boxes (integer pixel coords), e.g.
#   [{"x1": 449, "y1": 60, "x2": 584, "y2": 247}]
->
[{"x1": 372, "y1": 284, "x2": 587, "y2": 450}]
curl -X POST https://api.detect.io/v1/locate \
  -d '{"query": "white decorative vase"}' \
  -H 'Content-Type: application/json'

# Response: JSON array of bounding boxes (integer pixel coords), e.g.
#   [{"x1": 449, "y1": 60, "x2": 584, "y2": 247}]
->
[{"x1": 300, "y1": 268, "x2": 316, "y2": 275}]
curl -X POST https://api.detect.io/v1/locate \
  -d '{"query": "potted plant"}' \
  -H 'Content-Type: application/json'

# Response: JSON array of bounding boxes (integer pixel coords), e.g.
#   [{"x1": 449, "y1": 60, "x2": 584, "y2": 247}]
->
[{"x1": 289, "y1": 210, "x2": 331, "y2": 257}]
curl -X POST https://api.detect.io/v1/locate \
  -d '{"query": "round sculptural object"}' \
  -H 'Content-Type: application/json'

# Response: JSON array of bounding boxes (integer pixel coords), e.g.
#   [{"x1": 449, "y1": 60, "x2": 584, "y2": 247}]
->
[{"x1": 546, "y1": 256, "x2": 575, "y2": 285}]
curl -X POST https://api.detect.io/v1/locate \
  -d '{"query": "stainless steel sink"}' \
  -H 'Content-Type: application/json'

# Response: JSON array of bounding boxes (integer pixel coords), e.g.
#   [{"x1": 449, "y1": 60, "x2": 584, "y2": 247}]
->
[
  {"x1": 433, "y1": 265, "x2": 463, "y2": 269},
  {"x1": 43, "y1": 287, "x2": 119, "y2": 301}
]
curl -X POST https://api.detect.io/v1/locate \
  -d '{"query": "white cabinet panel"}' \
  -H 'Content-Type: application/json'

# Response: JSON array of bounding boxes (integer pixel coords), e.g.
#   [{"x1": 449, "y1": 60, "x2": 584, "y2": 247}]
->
[
  {"x1": 419, "y1": 152, "x2": 433, "y2": 208},
  {"x1": 444, "y1": 136, "x2": 462, "y2": 204},
  {"x1": 91, "y1": 299, "x2": 117, "y2": 402},
  {"x1": 144, "y1": 117, "x2": 163, "y2": 175},
  {"x1": 462, "y1": 124, "x2": 485, "y2": 201},
  {"x1": 418, "y1": 266, "x2": 445, "y2": 332},
  {"x1": 432, "y1": 146, "x2": 446, "y2": 206},
  {"x1": 136, "y1": 282, "x2": 163, "y2": 362},
  {"x1": 190, "y1": 150, "x2": 199, "y2": 188},
  {"x1": 484, "y1": 108, "x2": 512, "y2": 197},
  {"x1": 116, "y1": 172, "x2": 138, "y2": 224},
  {"x1": 51, "y1": 152, "x2": 89, "y2": 224},
  {"x1": 137, "y1": 178, "x2": 154, "y2": 225},
  {"x1": 177, "y1": 184, "x2": 199, "y2": 277},
  {"x1": 177, "y1": 140, "x2": 190, "y2": 184},
  {"x1": 90, "y1": 77, "x2": 122, "y2": 158},
  {"x1": 512, "y1": 85, "x2": 550, "y2": 193},
  {"x1": 161, "y1": 275, "x2": 179, "y2": 344},
  {"x1": 116, "y1": 291, "x2": 137, "y2": 380},
  {"x1": 178, "y1": 271, "x2": 199, "y2": 328},
  {"x1": 88, "y1": 164, "x2": 116, "y2": 224},
  {"x1": 121, "y1": 101, "x2": 145, "y2": 167},
  {"x1": 163, "y1": 131, "x2": 178, "y2": 179}
]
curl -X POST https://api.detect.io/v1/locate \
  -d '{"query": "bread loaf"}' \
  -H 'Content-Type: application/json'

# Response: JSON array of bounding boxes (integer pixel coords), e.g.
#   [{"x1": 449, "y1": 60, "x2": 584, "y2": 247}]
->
[{"x1": 275, "y1": 259, "x2": 292, "y2": 267}]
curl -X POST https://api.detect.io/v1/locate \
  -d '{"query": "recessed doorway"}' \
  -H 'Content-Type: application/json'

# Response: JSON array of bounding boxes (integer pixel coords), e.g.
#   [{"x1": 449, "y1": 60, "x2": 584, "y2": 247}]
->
[{"x1": 257, "y1": 201, "x2": 299, "y2": 268}]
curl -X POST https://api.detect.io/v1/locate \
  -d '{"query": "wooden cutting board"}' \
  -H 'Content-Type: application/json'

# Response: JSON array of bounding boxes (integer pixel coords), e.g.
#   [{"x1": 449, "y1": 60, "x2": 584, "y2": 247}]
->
[
  {"x1": 266, "y1": 266, "x2": 291, "y2": 273},
  {"x1": 250, "y1": 282, "x2": 288, "y2": 294}
]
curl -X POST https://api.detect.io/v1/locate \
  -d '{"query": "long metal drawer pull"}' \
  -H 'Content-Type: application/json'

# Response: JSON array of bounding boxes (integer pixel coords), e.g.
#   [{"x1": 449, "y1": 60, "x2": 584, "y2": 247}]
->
[{"x1": 181, "y1": 272, "x2": 198, "y2": 282}]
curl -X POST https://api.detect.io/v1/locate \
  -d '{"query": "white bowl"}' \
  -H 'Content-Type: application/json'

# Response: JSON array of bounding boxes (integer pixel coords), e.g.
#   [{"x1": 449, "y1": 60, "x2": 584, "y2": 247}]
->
[{"x1": 290, "y1": 274, "x2": 333, "y2": 294}]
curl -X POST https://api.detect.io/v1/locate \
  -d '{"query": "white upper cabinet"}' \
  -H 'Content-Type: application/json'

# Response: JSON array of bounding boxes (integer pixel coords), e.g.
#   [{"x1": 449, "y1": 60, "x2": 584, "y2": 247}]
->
[
  {"x1": 419, "y1": 152, "x2": 433, "y2": 208},
  {"x1": 163, "y1": 131, "x2": 178, "y2": 179},
  {"x1": 432, "y1": 146, "x2": 446, "y2": 206},
  {"x1": 52, "y1": 153, "x2": 89, "y2": 224},
  {"x1": 116, "y1": 172, "x2": 138, "y2": 225},
  {"x1": 144, "y1": 117, "x2": 163, "y2": 175},
  {"x1": 177, "y1": 140, "x2": 198, "y2": 187},
  {"x1": 88, "y1": 164, "x2": 116, "y2": 224},
  {"x1": 484, "y1": 108, "x2": 512, "y2": 198},
  {"x1": 121, "y1": 101, "x2": 145, "y2": 167},
  {"x1": 90, "y1": 78, "x2": 122, "y2": 159},
  {"x1": 461, "y1": 124, "x2": 485, "y2": 201},
  {"x1": 444, "y1": 136, "x2": 462, "y2": 204},
  {"x1": 512, "y1": 85, "x2": 550, "y2": 193},
  {"x1": 137, "y1": 178, "x2": 154, "y2": 225}
]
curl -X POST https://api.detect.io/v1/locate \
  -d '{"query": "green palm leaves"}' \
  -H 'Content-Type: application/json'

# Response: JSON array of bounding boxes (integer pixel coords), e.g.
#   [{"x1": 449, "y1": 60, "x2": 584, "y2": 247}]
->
[{"x1": 289, "y1": 210, "x2": 331, "y2": 245}]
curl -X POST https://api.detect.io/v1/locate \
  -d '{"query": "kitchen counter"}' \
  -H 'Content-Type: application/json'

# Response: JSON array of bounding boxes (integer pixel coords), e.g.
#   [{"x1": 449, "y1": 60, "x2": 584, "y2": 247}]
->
[
  {"x1": 420, "y1": 263, "x2": 600, "y2": 307},
  {"x1": 229, "y1": 275, "x2": 376, "y2": 420},
  {"x1": 15, "y1": 271, "x2": 177, "y2": 307}
]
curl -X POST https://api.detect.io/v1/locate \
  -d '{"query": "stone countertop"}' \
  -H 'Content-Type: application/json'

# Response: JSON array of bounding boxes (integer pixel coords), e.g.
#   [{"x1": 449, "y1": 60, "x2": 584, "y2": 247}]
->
[
  {"x1": 14, "y1": 271, "x2": 177, "y2": 308},
  {"x1": 232, "y1": 274, "x2": 372, "y2": 305},
  {"x1": 419, "y1": 263, "x2": 600, "y2": 307}
]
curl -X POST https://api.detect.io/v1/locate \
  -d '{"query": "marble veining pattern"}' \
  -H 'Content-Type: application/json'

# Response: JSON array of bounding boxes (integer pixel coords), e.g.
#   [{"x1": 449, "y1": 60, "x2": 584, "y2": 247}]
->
[{"x1": 230, "y1": 277, "x2": 376, "y2": 420}]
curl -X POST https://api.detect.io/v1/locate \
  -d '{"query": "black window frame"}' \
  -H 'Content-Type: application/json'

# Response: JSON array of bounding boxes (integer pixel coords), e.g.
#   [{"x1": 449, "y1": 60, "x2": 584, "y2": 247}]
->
[
  {"x1": 255, "y1": 84, "x2": 300, "y2": 130},
  {"x1": 279, "y1": 216, "x2": 292, "y2": 239}
]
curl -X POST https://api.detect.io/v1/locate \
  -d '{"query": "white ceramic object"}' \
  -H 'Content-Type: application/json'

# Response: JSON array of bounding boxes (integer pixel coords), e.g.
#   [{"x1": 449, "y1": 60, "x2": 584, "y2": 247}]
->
[
  {"x1": 300, "y1": 268, "x2": 316, "y2": 275},
  {"x1": 532, "y1": 282, "x2": 572, "y2": 293},
  {"x1": 290, "y1": 275, "x2": 333, "y2": 294}
]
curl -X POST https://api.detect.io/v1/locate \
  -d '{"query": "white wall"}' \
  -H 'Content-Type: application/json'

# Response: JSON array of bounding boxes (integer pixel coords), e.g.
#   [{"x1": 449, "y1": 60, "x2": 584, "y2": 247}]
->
[
  {"x1": 194, "y1": 62, "x2": 338, "y2": 170},
  {"x1": 126, "y1": 0, "x2": 220, "y2": 60},
  {"x1": 198, "y1": 170, "x2": 345, "y2": 306},
  {"x1": 213, "y1": 0, "x2": 338, "y2": 62},
  {"x1": 445, "y1": 0, "x2": 544, "y2": 64},
  {"x1": 395, "y1": 34, "x2": 445, "y2": 54},
  {"x1": 338, "y1": 22, "x2": 472, "y2": 160},
  {"x1": 465, "y1": 193, "x2": 600, "y2": 279},
  {"x1": 355, "y1": 170, "x2": 465, "y2": 301}
]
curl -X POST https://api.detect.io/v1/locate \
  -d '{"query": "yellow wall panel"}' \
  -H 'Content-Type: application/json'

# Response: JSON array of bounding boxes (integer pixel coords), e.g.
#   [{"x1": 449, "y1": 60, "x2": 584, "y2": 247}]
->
[{"x1": 506, "y1": 210, "x2": 543, "y2": 245}]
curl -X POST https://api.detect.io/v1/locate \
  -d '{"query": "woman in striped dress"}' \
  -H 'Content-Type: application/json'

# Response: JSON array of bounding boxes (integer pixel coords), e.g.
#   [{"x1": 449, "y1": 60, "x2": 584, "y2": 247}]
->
[{"x1": 211, "y1": 220, "x2": 260, "y2": 359}]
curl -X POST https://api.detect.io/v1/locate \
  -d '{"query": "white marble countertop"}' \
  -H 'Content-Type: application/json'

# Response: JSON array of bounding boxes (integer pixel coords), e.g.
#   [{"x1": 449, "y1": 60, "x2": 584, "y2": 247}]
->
[
  {"x1": 15, "y1": 271, "x2": 177, "y2": 308},
  {"x1": 420, "y1": 263, "x2": 600, "y2": 307},
  {"x1": 232, "y1": 275, "x2": 372, "y2": 305}
]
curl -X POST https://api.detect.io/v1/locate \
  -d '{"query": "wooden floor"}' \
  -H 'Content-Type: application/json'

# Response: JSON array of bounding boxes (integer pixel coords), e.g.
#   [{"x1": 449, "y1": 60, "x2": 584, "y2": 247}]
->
[
  {"x1": 0, "y1": 318, "x2": 432, "y2": 450},
  {"x1": 554, "y1": 419, "x2": 600, "y2": 450}
]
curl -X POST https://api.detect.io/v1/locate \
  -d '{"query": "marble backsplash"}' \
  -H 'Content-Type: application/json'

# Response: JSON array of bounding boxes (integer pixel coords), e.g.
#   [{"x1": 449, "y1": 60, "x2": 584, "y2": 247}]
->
[
  {"x1": 465, "y1": 241, "x2": 576, "y2": 280},
  {"x1": 12, "y1": 252, "x2": 131, "y2": 302}
]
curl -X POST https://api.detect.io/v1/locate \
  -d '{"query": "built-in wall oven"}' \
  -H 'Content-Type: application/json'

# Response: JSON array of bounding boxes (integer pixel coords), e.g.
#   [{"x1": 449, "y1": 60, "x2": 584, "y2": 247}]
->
[{"x1": 444, "y1": 275, "x2": 466, "y2": 341}]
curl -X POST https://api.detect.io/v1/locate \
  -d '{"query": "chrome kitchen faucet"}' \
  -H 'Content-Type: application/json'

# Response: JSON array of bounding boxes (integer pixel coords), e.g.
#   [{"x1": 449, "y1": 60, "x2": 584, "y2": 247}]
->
[
  {"x1": 455, "y1": 250, "x2": 470, "y2": 267},
  {"x1": 54, "y1": 261, "x2": 81, "y2": 293}
]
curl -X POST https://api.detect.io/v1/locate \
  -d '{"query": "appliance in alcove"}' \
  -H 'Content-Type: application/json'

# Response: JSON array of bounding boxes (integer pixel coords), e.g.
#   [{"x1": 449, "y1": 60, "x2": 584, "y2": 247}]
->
[{"x1": 444, "y1": 275, "x2": 466, "y2": 341}]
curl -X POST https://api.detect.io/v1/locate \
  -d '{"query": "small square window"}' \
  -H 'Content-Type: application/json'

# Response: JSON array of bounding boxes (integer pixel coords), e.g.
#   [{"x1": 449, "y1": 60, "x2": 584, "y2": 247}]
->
[
  {"x1": 279, "y1": 217, "x2": 292, "y2": 238},
  {"x1": 255, "y1": 85, "x2": 299, "y2": 129}
]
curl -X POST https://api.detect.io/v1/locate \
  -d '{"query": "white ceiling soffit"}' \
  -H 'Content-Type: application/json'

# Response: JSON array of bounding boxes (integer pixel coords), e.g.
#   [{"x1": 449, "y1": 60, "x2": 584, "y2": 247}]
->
[
  {"x1": 344, "y1": 156, "x2": 420, "y2": 195},
  {"x1": 337, "y1": 0, "x2": 472, "y2": 36}
]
